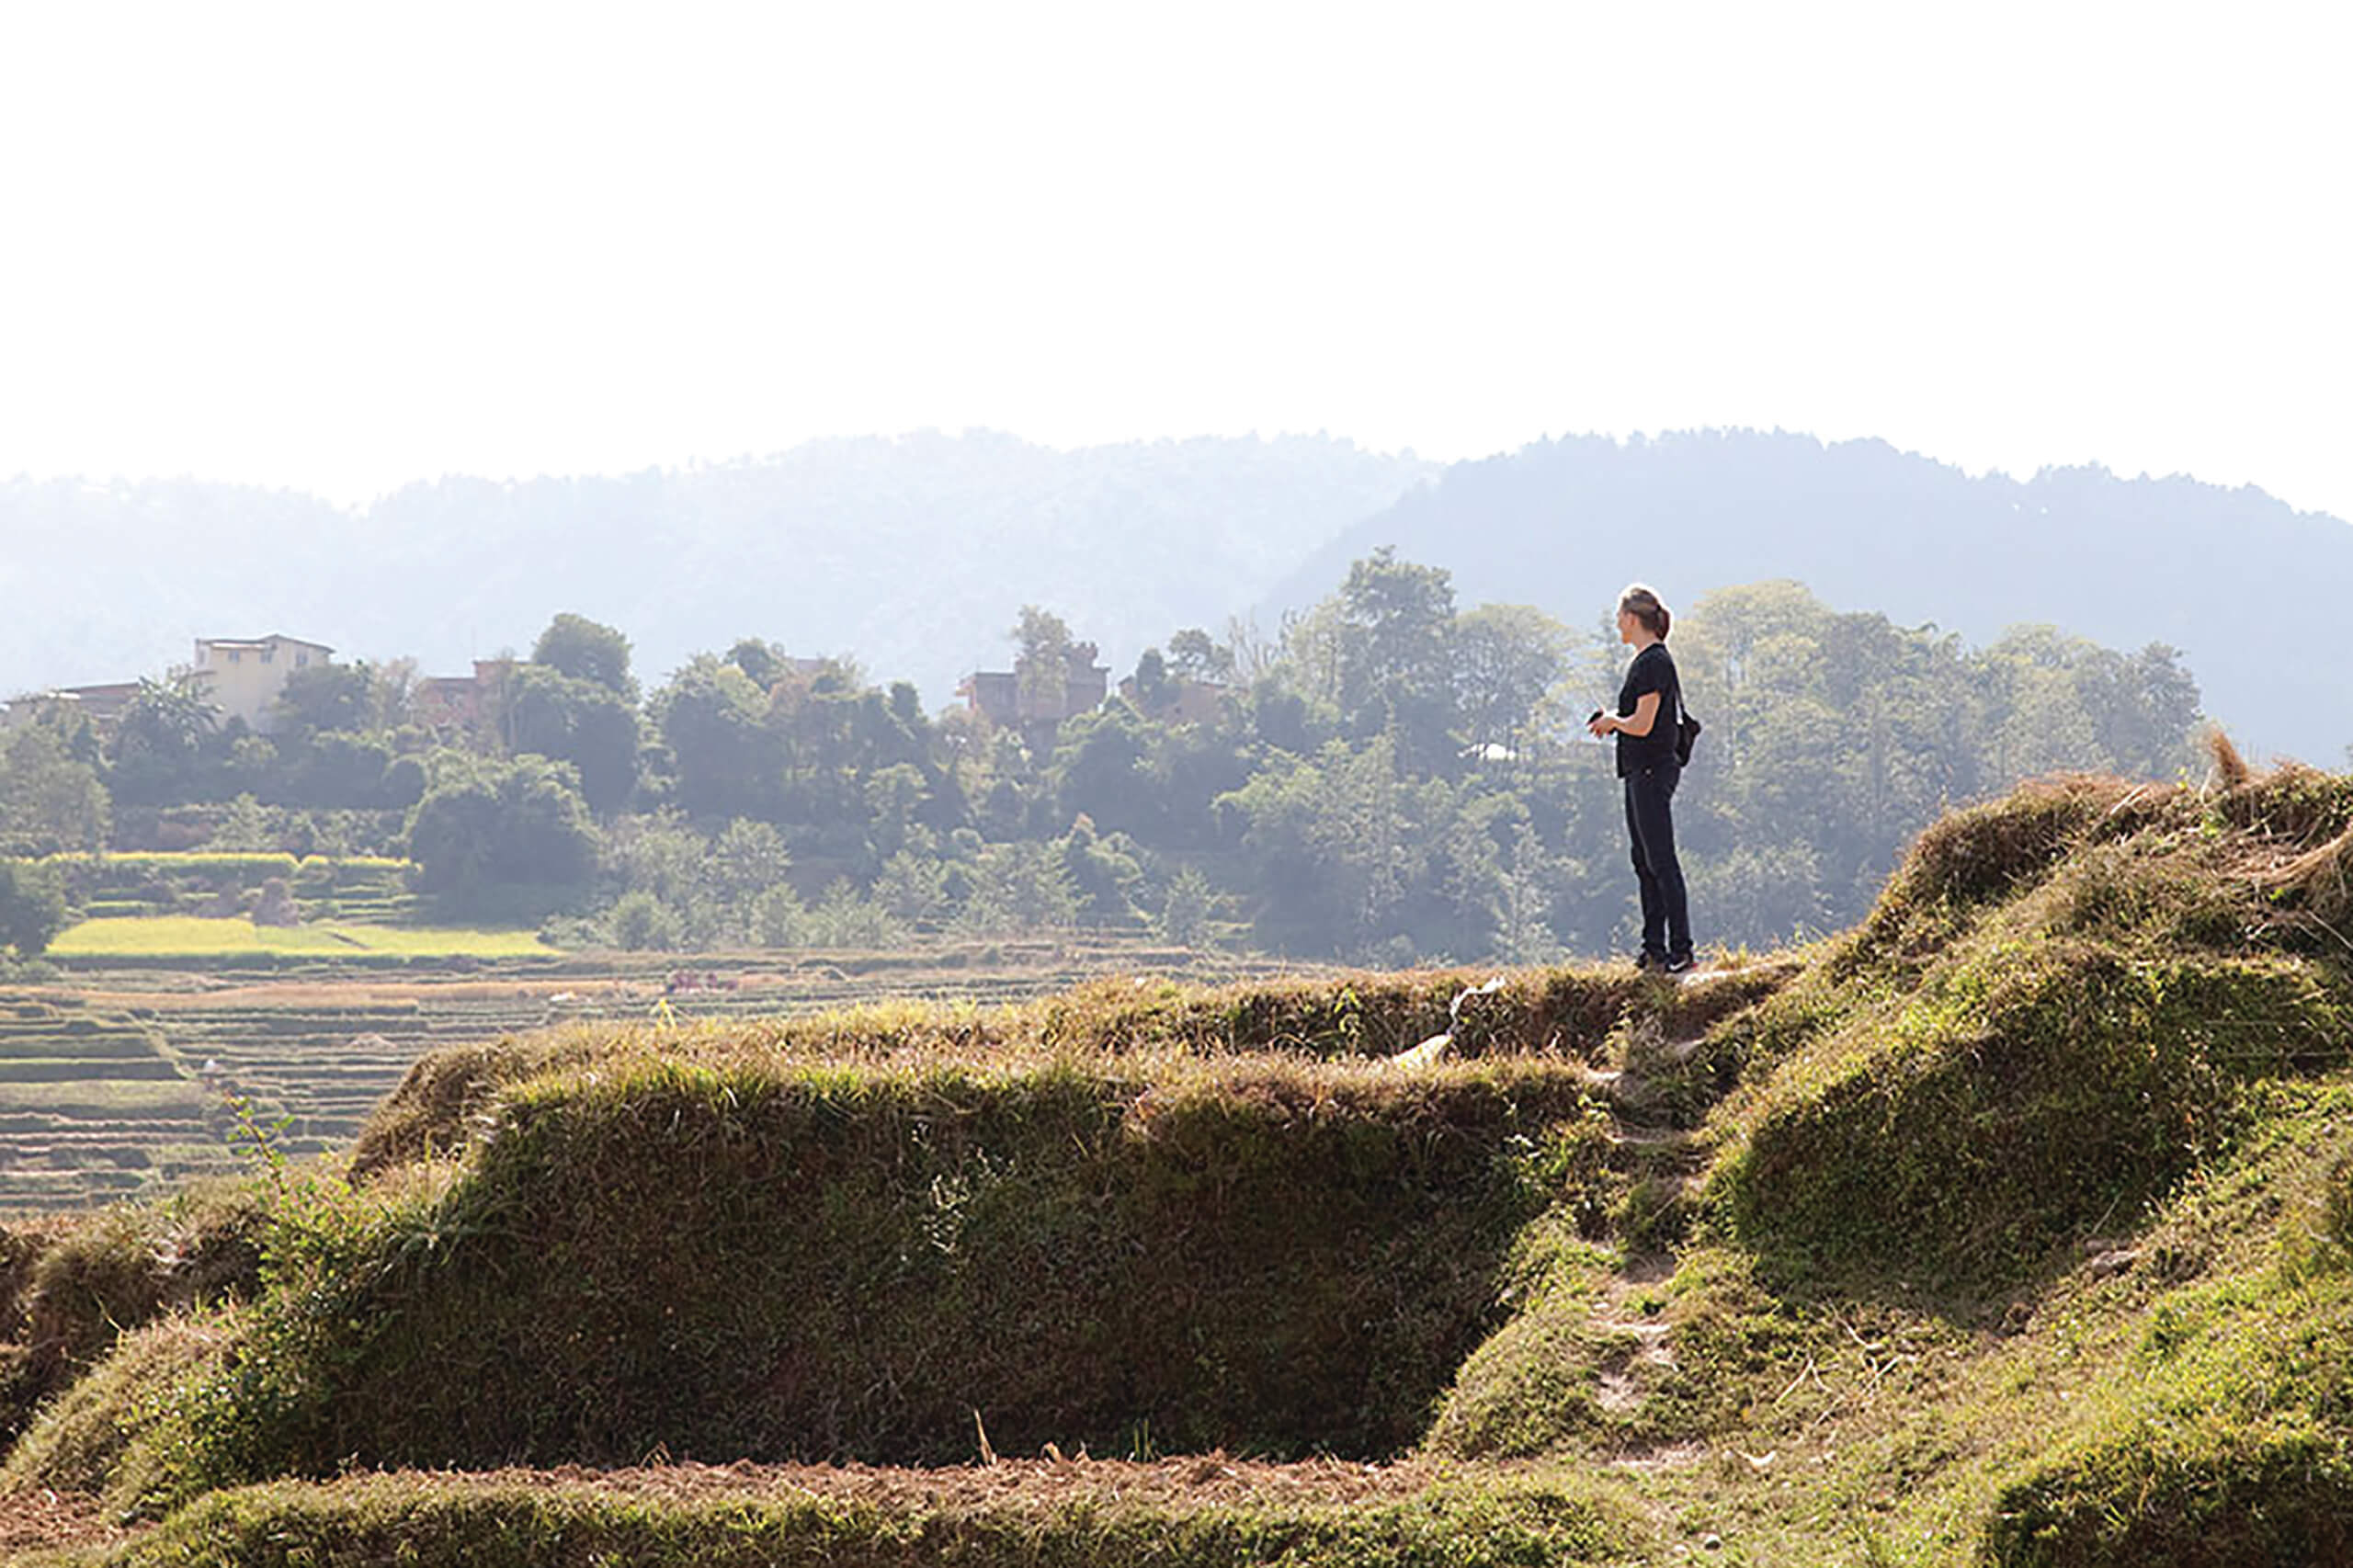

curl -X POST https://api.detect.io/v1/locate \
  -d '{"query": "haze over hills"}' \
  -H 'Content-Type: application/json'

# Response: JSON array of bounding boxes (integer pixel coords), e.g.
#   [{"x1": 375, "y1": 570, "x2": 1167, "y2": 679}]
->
[
  {"x1": 1261, "y1": 429, "x2": 2353, "y2": 762},
  {"x1": 6, "y1": 426, "x2": 2347, "y2": 761},
  {"x1": 0, "y1": 433, "x2": 1437, "y2": 709}
]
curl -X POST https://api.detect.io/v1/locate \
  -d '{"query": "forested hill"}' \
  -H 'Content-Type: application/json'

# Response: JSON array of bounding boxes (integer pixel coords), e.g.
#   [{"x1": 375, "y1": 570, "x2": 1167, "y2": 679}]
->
[
  {"x1": 0, "y1": 432, "x2": 1434, "y2": 706},
  {"x1": 1262, "y1": 429, "x2": 2353, "y2": 763}
]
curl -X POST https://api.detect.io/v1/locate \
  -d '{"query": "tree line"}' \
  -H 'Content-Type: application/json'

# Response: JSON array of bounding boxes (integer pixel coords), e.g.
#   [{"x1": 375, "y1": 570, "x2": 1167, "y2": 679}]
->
[{"x1": 0, "y1": 553, "x2": 2208, "y2": 962}]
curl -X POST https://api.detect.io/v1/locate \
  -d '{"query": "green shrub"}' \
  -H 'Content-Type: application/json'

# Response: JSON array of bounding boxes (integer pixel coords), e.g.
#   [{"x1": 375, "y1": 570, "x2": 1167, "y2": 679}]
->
[
  {"x1": 0, "y1": 1184, "x2": 265, "y2": 1446},
  {"x1": 608, "y1": 890, "x2": 681, "y2": 951},
  {"x1": 1, "y1": 1314, "x2": 231, "y2": 1509}
]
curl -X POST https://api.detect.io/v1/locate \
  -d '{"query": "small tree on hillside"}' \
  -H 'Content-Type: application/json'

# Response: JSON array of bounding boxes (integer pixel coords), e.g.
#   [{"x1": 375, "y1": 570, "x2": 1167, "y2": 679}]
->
[
  {"x1": 532, "y1": 613, "x2": 637, "y2": 700},
  {"x1": 1166, "y1": 627, "x2": 1237, "y2": 685},
  {"x1": 108, "y1": 674, "x2": 221, "y2": 806},
  {"x1": 1012, "y1": 606, "x2": 1074, "y2": 716},
  {"x1": 0, "y1": 723, "x2": 110, "y2": 856},
  {"x1": 0, "y1": 860, "x2": 69, "y2": 958},
  {"x1": 1154, "y1": 864, "x2": 1217, "y2": 948}
]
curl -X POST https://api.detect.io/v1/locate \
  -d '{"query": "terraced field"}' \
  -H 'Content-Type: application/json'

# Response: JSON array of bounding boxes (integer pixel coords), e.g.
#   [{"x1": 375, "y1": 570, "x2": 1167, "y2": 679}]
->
[
  {"x1": 0, "y1": 999, "x2": 222, "y2": 1211},
  {"x1": 1, "y1": 938, "x2": 1314, "y2": 1212}
]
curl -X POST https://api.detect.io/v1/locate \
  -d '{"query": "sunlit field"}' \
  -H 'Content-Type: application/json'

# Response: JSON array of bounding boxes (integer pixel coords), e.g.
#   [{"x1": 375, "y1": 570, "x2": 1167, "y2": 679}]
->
[{"x1": 47, "y1": 917, "x2": 555, "y2": 960}]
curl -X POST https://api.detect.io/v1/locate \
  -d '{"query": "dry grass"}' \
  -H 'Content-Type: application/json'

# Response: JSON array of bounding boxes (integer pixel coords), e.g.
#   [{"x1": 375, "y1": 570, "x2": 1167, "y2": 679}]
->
[
  {"x1": 2205, "y1": 724, "x2": 2252, "y2": 791},
  {"x1": 347, "y1": 964, "x2": 1785, "y2": 1177}
]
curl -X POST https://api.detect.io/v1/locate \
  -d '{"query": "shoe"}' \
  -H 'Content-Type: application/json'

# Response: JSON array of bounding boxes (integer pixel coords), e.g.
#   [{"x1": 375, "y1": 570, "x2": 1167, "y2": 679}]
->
[
  {"x1": 1633, "y1": 951, "x2": 1667, "y2": 973},
  {"x1": 1662, "y1": 952, "x2": 1698, "y2": 975}
]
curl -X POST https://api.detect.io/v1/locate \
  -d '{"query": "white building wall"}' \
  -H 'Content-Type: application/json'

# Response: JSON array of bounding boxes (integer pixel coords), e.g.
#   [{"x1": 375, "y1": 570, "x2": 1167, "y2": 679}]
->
[{"x1": 190, "y1": 636, "x2": 332, "y2": 734}]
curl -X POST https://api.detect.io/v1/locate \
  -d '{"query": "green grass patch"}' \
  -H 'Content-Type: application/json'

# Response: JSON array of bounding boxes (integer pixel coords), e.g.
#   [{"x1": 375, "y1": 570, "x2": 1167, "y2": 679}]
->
[
  {"x1": 90, "y1": 1462, "x2": 1631, "y2": 1568},
  {"x1": 49, "y1": 918, "x2": 552, "y2": 960},
  {"x1": 0, "y1": 1184, "x2": 263, "y2": 1453},
  {"x1": 2, "y1": 1314, "x2": 232, "y2": 1507},
  {"x1": 1704, "y1": 777, "x2": 2353, "y2": 1301}
]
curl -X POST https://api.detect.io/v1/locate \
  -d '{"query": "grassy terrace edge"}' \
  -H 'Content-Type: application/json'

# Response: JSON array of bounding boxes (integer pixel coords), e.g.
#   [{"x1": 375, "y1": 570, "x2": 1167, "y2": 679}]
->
[
  {"x1": 5, "y1": 764, "x2": 2353, "y2": 1566},
  {"x1": 58, "y1": 1461, "x2": 1633, "y2": 1568}
]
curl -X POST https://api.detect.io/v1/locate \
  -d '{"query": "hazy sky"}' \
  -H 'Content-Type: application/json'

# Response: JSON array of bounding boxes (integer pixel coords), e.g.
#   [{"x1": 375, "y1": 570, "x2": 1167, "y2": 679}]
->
[{"x1": 4, "y1": 2, "x2": 2347, "y2": 517}]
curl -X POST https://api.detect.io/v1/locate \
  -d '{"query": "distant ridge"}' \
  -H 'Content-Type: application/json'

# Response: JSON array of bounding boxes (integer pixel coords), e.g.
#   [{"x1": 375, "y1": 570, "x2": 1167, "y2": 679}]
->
[
  {"x1": 8, "y1": 426, "x2": 2344, "y2": 759},
  {"x1": 1260, "y1": 429, "x2": 2353, "y2": 760},
  {"x1": 0, "y1": 432, "x2": 1436, "y2": 710}
]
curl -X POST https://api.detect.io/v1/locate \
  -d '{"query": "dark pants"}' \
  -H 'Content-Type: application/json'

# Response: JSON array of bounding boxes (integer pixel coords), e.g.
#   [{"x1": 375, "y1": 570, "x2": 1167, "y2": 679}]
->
[{"x1": 1624, "y1": 762, "x2": 1692, "y2": 960}]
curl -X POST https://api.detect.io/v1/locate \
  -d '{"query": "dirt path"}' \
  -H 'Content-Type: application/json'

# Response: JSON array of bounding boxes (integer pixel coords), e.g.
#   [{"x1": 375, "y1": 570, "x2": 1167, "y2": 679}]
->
[
  {"x1": 1582, "y1": 1023, "x2": 1711, "y2": 1470},
  {"x1": 0, "y1": 1485, "x2": 131, "y2": 1555}
]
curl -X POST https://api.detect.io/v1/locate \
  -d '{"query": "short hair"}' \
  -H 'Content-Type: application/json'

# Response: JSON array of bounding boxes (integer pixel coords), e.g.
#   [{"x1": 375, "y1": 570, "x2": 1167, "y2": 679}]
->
[{"x1": 1618, "y1": 584, "x2": 1671, "y2": 639}]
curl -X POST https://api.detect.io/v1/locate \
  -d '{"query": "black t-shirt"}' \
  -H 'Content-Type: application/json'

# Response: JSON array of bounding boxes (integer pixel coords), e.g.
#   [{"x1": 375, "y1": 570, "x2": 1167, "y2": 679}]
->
[{"x1": 1615, "y1": 642, "x2": 1680, "y2": 777}]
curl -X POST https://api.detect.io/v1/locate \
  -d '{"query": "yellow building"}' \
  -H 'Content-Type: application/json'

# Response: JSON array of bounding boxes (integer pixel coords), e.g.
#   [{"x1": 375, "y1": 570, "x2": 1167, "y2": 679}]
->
[{"x1": 189, "y1": 634, "x2": 334, "y2": 734}]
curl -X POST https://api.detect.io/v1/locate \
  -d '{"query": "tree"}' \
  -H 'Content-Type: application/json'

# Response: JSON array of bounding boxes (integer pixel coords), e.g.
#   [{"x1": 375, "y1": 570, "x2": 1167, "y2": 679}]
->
[
  {"x1": 954, "y1": 840, "x2": 1080, "y2": 935},
  {"x1": 654, "y1": 655, "x2": 780, "y2": 820},
  {"x1": 0, "y1": 859, "x2": 69, "y2": 958},
  {"x1": 1220, "y1": 737, "x2": 1408, "y2": 954},
  {"x1": 873, "y1": 849, "x2": 949, "y2": 923},
  {"x1": 1154, "y1": 864, "x2": 1217, "y2": 947},
  {"x1": 404, "y1": 753, "x2": 597, "y2": 908},
  {"x1": 608, "y1": 891, "x2": 682, "y2": 952},
  {"x1": 1050, "y1": 701, "x2": 1155, "y2": 837},
  {"x1": 600, "y1": 812, "x2": 720, "y2": 940},
  {"x1": 532, "y1": 613, "x2": 637, "y2": 700},
  {"x1": 210, "y1": 794, "x2": 276, "y2": 851},
  {"x1": 1491, "y1": 824, "x2": 1563, "y2": 964},
  {"x1": 727, "y1": 638, "x2": 785, "y2": 688},
  {"x1": 508, "y1": 664, "x2": 642, "y2": 814},
  {"x1": 1012, "y1": 606, "x2": 1074, "y2": 715},
  {"x1": 381, "y1": 755, "x2": 428, "y2": 809},
  {"x1": 271, "y1": 662, "x2": 375, "y2": 744},
  {"x1": 1329, "y1": 549, "x2": 1461, "y2": 774},
  {"x1": 369, "y1": 656, "x2": 421, "y2": 732},
  {"x1": 1453, "y1": 603, "x2": 1574, "y2": 759},
  {"x1": 108, "y1": 674, "x2": 220, "y2": 806},
  {"x1": 0, "y1": 724, "x2": 110, "y2": 856},
  {"x1": 863, "y1": 763, "x2": 928, "y2": 856},
  {"x1": 2081, "y1": 642, "x2": 2203, "y2": 779},
  {"x1": 709, "y1": 818, "x2": 794, "y2": 910},
  {"x1": 800, "y1": 880, "x2": 904, "y2": 949},
  {"x1": 1059, "y1": 816, "x2": 1142, "y2": 920},
  {"x1": 280, "y1": 732, "x2": 397, "y2": 810},
  {"x1": 1166, "y1": 628, "x2": 1235, "y2": 685},
  {"x1": 1129, "y1": 648, "x2": 1174, "y2": 715}
]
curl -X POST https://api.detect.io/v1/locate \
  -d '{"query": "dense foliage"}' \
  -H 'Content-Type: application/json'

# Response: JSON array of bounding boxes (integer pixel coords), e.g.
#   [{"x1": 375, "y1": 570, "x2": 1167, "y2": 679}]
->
[
  {"x1": 6, "y1": 558, "x2": 2206, "y2": 958},
  {"x1": 0, "y1": 859, "x2": 69, "y2": 958}
]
